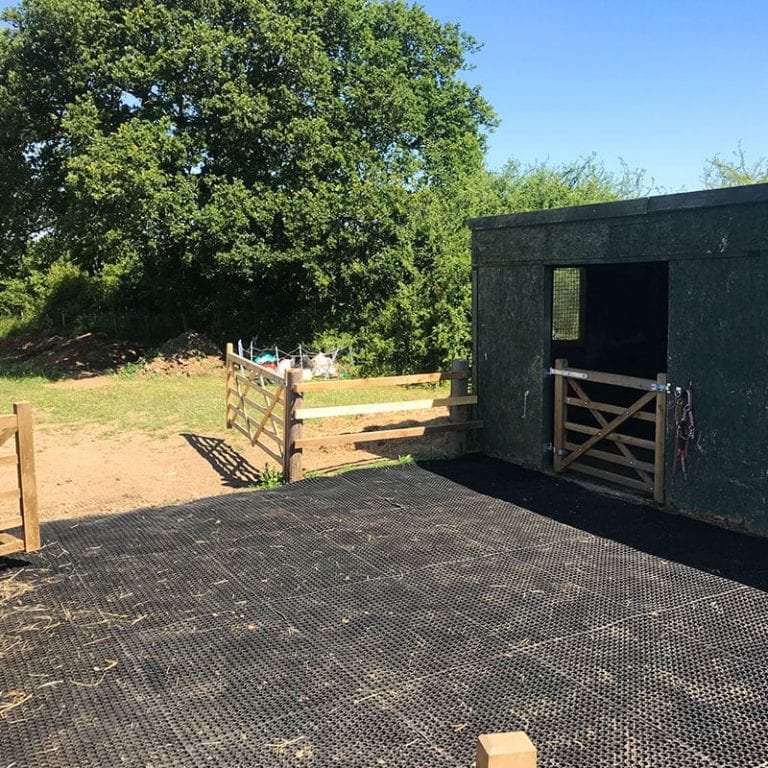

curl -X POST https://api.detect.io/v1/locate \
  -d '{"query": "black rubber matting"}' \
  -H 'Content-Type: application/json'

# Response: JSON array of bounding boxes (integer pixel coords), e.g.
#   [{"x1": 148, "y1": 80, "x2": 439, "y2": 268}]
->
[{"x1": 2, "y1": 455, "x2": 768, "y2": 767}]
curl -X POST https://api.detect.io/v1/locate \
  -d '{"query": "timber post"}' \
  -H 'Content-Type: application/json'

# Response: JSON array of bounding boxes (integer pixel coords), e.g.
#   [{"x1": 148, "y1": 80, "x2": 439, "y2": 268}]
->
[
  {"x1": 14, "y1": 401, "x2": 40, "y2": 552},
  {"x1": 552, "y1": 358, "x2": 567, "y2": 472},
  {"x1": 449, "y1": 358, "x2": 469, "y2": 455},
  {"x1": 283, "y1": 368, "x2": 304, "y2": 483},
  {"x1": 653, "y1": 372, "x2": 667, "y2": 504},
  {"x1": 225, "y1": 342, "x2": 234, "y2": 428}
]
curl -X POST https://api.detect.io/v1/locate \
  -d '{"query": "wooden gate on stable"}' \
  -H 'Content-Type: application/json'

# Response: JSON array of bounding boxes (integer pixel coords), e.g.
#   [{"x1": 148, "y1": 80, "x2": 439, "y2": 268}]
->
[{"x1": 551, "y1": 358, "x2": 668, "y2": 502}]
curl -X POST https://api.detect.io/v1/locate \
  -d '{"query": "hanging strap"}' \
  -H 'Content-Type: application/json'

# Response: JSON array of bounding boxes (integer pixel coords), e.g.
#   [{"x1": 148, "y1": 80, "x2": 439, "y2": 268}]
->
[{"x1": 672, "y1": 386, "x2": 695, "y2": 478}]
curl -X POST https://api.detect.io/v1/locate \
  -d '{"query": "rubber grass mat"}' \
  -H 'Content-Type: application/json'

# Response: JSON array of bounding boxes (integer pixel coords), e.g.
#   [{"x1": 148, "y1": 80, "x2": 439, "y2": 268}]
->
[{"x1": 2, "y1": 456, "x2": 768, "y2": 767}]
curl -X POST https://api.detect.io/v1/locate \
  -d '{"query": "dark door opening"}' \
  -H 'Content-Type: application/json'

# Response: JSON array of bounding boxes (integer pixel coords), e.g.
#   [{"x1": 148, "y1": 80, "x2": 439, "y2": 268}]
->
[
  {"x1": 547, "y1": 261, "x2": 669, "y2": 497},
  {"x1": 551, "y1": 261, "x2": 668, "y2": 378}
]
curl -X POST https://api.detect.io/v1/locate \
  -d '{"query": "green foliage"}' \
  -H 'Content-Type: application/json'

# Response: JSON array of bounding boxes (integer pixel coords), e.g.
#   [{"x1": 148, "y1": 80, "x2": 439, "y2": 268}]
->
[
  {"x1": 0, "y1": 0, "x2": 495, "y2": 363},
  {"x1": 703, "y1": 144, "x2": 768, "y2": 188},
  {"x1": 354, "y1": 157, "x2": 646, "y2": 373},
  {"x1": 490, "y1": 155, "x2": 651, "y2": 213},
  {"x1": 254, "y1": 464, "x2": 284, "y2": 490},
  {"x1": 0, "y1": 1, "x2": 662, "y2": 374}
]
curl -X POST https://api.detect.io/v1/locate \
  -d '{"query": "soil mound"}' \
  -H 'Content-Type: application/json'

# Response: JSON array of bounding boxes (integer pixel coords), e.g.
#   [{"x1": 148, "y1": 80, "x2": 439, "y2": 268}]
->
[
  {"x1": 141, "y1": 331, "x2": 224, "y2": 376},
  {"x1": 0, "y1": 332, "x2": 143, "y2": 378}
]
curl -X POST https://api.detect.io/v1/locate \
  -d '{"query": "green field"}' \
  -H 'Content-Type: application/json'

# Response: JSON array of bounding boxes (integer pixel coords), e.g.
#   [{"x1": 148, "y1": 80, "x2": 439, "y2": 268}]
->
[{"x1": 0, "y1": 369, "x2": 450, "y2": 437}]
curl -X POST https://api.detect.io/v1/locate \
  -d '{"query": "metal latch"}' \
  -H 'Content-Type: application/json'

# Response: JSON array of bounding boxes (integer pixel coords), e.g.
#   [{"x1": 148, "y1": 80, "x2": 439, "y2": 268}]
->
[{"x1": 544, "y1": 368, "x2": 588, "y2": 379}]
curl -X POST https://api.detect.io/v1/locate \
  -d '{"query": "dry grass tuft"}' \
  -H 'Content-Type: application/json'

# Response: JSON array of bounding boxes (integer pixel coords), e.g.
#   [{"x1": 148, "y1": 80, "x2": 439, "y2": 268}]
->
[
  {"x1": 0, "y1": 571, "x2": 33, "y2": 607},
  {"x1": 0, "y1": 690, "x2": 33, "y2": 719}
]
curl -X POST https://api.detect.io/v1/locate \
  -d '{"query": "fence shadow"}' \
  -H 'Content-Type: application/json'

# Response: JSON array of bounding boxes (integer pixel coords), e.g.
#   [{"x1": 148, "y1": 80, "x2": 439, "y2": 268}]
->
[{"x1": 181, "y1": 433, "x2": 263, "y2": 488}]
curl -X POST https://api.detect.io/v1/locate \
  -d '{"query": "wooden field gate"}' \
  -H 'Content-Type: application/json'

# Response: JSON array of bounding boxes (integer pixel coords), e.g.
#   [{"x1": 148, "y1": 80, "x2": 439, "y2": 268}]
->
[
  {"x1": 0, "y1": 402, "x2": 40, "y2": 556},
  {"x1": 551, "y1": 358, "x2": 668, "y2": 502},
  {"x1": 225, "y1": 345, "x2": 481, "y2": 483},
  {"x1": 225, "y1": 345, "x2": 288, "y2": 468}
]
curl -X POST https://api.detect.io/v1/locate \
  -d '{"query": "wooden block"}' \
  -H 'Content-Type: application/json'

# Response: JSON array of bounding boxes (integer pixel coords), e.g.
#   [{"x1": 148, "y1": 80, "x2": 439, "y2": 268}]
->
[{"x1": 477, "y1": 732, "x2": 537, "y2": 768}]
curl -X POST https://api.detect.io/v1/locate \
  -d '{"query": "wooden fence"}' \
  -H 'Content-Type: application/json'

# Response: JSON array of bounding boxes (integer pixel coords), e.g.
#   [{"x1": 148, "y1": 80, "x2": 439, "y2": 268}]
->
[
  {"x1": 0, "y1": 402, "x2": 40, "y2": 556},
  {"x1": 552, "y1": 358, "x2": 667, "y2": 502},
  {"x1": 225, "y1": 347, "x2": 481, "y2": 482}
]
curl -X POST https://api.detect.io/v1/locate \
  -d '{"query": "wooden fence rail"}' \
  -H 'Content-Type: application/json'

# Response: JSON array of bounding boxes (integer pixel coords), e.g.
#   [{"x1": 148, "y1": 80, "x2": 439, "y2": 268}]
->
[
  {"x1": 226, "y1": 346, "x2": 482, "y2": 483},
  {"x1": 0, "y1": 402, "x2": 40, "y2": 556}
]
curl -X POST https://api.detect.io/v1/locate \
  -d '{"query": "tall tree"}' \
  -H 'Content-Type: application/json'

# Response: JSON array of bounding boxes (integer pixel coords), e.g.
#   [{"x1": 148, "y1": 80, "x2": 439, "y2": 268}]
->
[{"x1": 0, "y1": 0, "x2": 495, "y2": 352}]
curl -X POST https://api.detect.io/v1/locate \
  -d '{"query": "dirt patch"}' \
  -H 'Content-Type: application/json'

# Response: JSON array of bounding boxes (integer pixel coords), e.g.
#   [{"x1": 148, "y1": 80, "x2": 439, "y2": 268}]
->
[
  {"x1": 0, "y1": 329, "x2": 224, "y2": 380},
  {"x1": 34, "y1": 427, "x2": 249, "y2": 521},
  {"x1": 305, "y1": 409, "x2": 455, "y2": 473},
  {"x1": 140, "y1": 331, "x2": 224, "y2": 376},
  {"x1": 4, "y1": 329, "x2": 456, "y2": 520},
  {"x1": 0, "y1": 332, "x2": 143, "y2": 378},
  {"x1": 32, "y1": 409, "x2": 455, "y2": 522}
]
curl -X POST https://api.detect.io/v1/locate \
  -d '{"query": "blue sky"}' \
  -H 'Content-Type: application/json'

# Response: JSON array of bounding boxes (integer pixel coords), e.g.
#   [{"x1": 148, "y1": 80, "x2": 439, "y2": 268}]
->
[
  {"x1": 2, "y1": 0, "x2": 766, "y2": 191},
  {"x1": 421, "y1": 0, "x2": 768, "y2": 191}
]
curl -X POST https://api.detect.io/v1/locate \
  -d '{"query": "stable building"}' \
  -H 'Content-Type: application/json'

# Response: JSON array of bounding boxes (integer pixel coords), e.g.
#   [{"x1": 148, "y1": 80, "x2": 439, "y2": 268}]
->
[{"x1": 469, "y1": 183, "x2": 768, "y2": 537}]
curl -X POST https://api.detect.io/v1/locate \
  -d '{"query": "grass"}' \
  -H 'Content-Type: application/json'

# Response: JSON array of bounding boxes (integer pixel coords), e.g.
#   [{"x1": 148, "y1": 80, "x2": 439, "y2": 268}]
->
[
  {"x1": 301, "y1": 380, "x2": 450, "y2": 408},
  {"x1": 0, "y1": 366, "x2": 451, "y2": 438},
  {"x1": 0, "y1": 370, "x2": 225, "y2": 437}
]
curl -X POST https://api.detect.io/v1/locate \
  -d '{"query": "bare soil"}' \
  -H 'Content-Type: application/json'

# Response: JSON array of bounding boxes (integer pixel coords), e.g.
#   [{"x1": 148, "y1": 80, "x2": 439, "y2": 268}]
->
[
  {"x1": 0, "y1": 329, "x2": 224, "y2": 379},
  {"x1": 32, "y1": 409, "x2": 454, "y2": 522},
  {"x1": 139, "y1": 331, "x2": 224, "y2": 376},
  {"x1": 0, "y1": 331, "x2": 143, "y2": 378}
]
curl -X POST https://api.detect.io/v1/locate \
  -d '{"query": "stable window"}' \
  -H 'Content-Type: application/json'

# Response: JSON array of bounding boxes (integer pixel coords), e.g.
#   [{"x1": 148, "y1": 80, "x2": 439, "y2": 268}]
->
[{"x1": 552, "y1": 267, "x2": 584, "y2": 342}]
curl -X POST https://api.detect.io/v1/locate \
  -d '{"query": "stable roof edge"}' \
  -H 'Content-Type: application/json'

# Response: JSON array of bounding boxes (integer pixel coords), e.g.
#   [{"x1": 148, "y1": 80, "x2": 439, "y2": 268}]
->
[{"x1": 467, "y1": 182, "x2": 768, "y2": 231}]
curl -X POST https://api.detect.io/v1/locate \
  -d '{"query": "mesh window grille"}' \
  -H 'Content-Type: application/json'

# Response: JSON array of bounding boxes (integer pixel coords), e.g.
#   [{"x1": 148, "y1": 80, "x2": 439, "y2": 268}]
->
[{"x1": 552, "y1": 267, "x2": 583, "y2": 341}]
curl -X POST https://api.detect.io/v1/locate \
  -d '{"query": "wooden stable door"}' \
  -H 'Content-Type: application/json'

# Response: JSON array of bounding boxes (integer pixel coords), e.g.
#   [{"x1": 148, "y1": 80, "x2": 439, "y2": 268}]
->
[{"x1": 552, "y1": 359, "x2": 667, "y2": 503}]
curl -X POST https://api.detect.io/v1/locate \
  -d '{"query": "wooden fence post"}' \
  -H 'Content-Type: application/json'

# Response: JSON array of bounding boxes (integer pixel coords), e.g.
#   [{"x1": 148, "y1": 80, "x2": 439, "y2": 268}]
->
[
  {"x1": 653, "y1": 372, "x2": 667, "y2": 504},
  {"x1": 477, "y1": 731, "x2": 537, "y2": 768},
  {"x1": 283, "y1": 368, "x2": 304, "y2": 483},
  {"x1": 552, "y1": 358, "x2": 567, "y2": 472},
  {"x1": 14, "y1": 401, "x2": 40, "y2": 552},
  {"x1": 449, "y1": 359, "x2": 469, "y2": 455},
  {"x1": 225, "y1": 342, "x2": 234, "y2": 428}
]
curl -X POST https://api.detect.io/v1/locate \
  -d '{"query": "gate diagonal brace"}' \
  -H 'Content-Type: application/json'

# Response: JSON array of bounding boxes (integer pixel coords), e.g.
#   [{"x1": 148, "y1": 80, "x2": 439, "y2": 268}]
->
[
  {"x1": 566, "y1": 379, "x2": 653, "y2": 485},
  {"x1": 561, "y1": 390, "x2": 656, "y2": 470}
]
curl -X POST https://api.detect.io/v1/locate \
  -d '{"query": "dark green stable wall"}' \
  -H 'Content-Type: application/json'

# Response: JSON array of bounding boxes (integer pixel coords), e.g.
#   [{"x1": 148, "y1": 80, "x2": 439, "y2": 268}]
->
[
  {"x1": 472, "y1": 187, "x2": 768, "y2": 537},
  {"x1": 667, "y1": 255, "x2": 768, "y2": 534},
  {"x1": 474, "y1": 264, "x2": 549, "y2": 466}
]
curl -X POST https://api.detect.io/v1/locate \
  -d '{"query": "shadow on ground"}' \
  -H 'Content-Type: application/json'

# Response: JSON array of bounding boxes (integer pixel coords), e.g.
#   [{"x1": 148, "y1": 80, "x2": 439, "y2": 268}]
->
[
  {"x1": 424, "y1": 454, "x2": 768, "y2": 591},
  {"x1": 182, "y1": 432, "x2": 262, "y2": 487}
]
